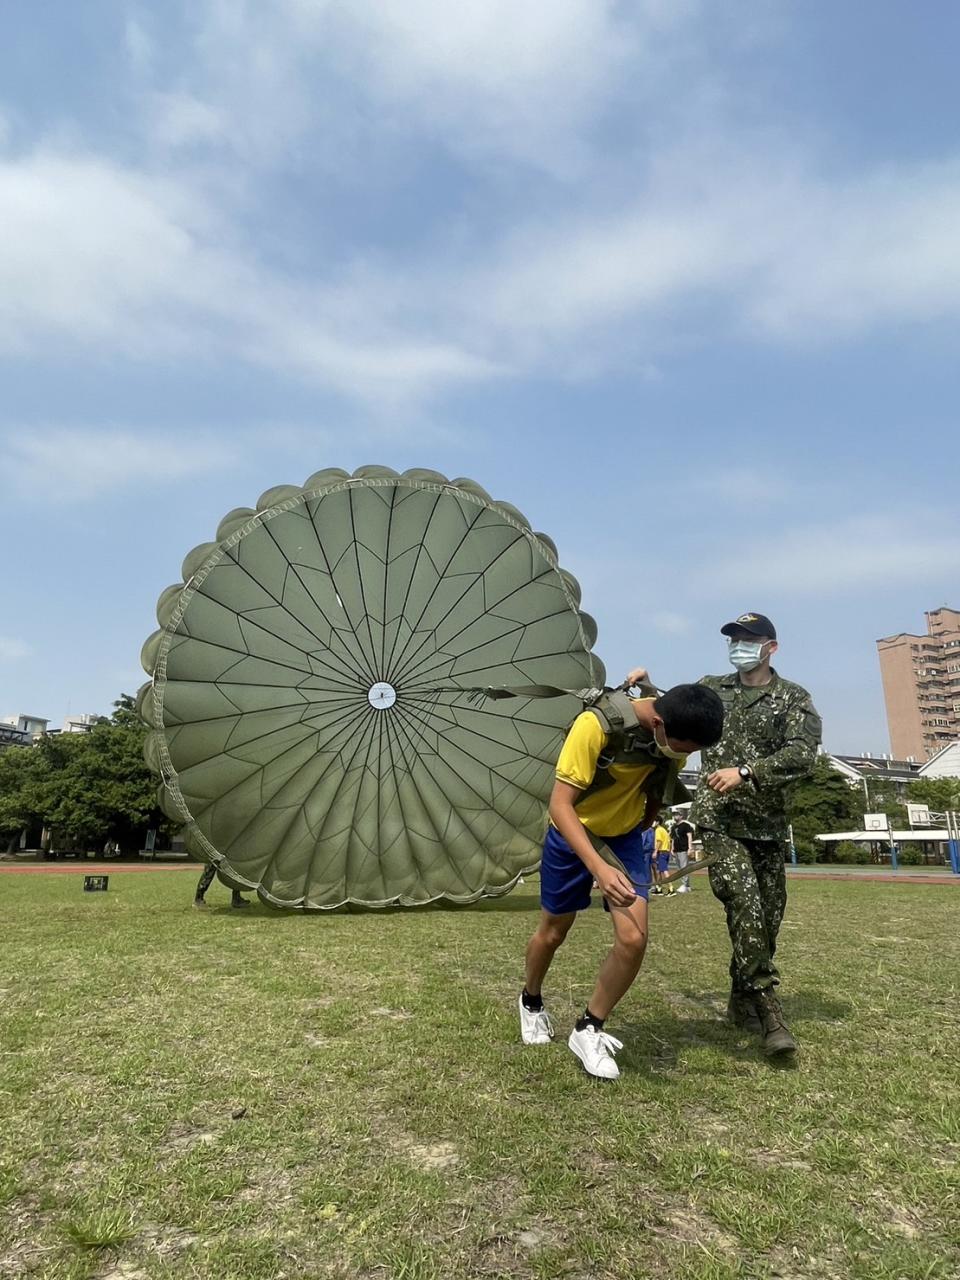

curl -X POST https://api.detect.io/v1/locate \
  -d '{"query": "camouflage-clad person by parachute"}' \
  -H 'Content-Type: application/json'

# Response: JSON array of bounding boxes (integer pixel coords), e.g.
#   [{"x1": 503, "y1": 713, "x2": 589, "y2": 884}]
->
[{"x1": 691, "y1": 612, "x2": 822, "y2": 1057}]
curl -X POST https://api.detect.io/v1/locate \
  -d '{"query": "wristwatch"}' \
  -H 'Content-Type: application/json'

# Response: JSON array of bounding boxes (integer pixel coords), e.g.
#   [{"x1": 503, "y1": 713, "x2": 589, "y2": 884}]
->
[{"x1": 737, "y1": 765, "x2": 753, "y2": 782}]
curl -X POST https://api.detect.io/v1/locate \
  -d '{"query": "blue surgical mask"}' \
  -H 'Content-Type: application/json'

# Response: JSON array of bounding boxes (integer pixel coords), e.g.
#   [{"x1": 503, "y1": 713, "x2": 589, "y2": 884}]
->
[{"x1": 728, "y1": 639, "x2": 765, "y2": 672}]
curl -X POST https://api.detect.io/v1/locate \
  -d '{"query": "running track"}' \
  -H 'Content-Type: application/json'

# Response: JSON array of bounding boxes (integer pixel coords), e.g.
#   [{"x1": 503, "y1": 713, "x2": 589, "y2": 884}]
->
[
  {"x1": 1, "y1": 862, "x2": 956, "y2": 885},
  {"x1": 0, "y1": 861, "x2": 197, "y2": 874}
]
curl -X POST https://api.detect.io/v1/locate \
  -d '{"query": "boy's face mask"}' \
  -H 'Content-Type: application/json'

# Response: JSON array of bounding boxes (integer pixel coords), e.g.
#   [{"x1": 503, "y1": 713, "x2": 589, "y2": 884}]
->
[{"x1": 653, "y1": 724, "x2": 687, "y2": 760}]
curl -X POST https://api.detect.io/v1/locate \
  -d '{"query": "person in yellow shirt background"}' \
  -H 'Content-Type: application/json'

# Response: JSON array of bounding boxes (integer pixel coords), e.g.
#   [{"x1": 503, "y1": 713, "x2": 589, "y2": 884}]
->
[
  {"x1": 651, "y1": 818, "x2": 674, "y2": 896},
  {"x1": 517, "y1": 680, "x2": 724, "y2": 1080}
]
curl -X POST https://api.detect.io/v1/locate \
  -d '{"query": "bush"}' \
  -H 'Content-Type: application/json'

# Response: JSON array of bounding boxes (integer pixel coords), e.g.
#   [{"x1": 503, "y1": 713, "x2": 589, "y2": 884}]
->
[
  {"x1": 792, "y1": 839, "x2": 818, "y2": 864},
  {"x1": 832, "y1": 840, "x2": 873, "y2": 865},
  {"x1": 897, "y1": 844, "x2": 923, "y2": 866}
]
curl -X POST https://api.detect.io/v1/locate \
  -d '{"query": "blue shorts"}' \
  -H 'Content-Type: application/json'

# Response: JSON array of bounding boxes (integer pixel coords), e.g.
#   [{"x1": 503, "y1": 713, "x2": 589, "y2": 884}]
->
[
  {"x1": 656, "y1": 851, "x2": 670, "y2": 873},
  {"x1": 540, "y1": 824, "x2": 651, "y2": 915}
]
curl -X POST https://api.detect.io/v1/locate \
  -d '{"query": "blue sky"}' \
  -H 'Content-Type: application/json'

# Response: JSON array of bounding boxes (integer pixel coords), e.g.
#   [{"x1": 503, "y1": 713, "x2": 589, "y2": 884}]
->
[{"x1": 2, "y1": 2, "x2": 958, "y2": 753}]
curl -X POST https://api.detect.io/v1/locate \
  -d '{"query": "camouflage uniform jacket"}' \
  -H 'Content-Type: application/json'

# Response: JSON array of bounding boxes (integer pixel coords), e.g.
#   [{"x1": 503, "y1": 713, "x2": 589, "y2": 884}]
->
[{"x1": 690, "y1": 669, "x2": 822, "y2": 840}]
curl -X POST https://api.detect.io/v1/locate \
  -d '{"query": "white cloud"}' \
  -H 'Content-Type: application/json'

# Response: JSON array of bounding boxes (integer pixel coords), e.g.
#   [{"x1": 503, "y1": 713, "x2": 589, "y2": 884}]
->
[
  {"x1": 0, "y1": 637, "x2": 31, "y2": 661},
  {"x1": 476, "y1": 203, "x2": 745, "y2": 342},
  {"x1": 147, "y1": 93, "x2": 227, "y2": 149},
  {"x1": 111, "y1": 6, "x2": 960, "y2": 369},
  {"x1": 316, "y1": 0, "x2": 635, "y2": 169},
  {"x1": 695, "y1": 517, "x2": 960, "y2": 596},
  {"x1": 124, "y1": 15, "x2": 154, "y2": 74},
  {"x1": 5, "y1": 138, "x2": 960, "y2": 405},
  {"x1": 688, "y1": 467, "x2": 792, "y2": 505},
  {"x1": 747, "y1": 163, "x2": 960, "y2": 337},
  {"x1": 6, "y1": 8, "x2": 960, "y2": 409},
  {"x1": 0, "y1": 150, "x2": 494, "y2": 403},
  {"x1": 251, "y1": 314, "x2": 497, "y2": 403},
  {"x1": 0, "y1": 153, "x2": 212, "y2": 350},
  {"x1": 187, "y1": 0, "x2": 697, "y2": 171},
  {"x1": 0, "y1": 429, "x2": 227, "y2": 500},
  {"x1": 652, "y1": 611, "x2": 692, "y2": 635},
  {"x1": 452, "y1": 151, "x2": 960, "y2": 361}
]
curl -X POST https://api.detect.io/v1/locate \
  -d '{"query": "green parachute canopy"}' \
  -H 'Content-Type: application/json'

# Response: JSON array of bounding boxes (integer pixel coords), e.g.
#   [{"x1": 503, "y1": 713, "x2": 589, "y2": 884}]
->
[{"x1": 138, "y1": 467, "x2": 604, "y2": 908}]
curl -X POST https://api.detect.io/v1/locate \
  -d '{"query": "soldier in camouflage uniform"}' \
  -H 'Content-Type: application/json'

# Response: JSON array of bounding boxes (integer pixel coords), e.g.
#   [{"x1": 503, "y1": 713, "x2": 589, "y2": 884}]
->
[
  {"x1": 690, "y1": 612, "x2": 821, "y2": 1056},
  {"x1": 193, "y1": 862, "x2": 250, "y2": 909}
]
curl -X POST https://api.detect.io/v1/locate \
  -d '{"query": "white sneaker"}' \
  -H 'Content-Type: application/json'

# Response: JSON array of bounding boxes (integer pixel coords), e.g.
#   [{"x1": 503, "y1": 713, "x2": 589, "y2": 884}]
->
[
  {"x1": 518, "y1": 995, "x2": 555, "y2": 1045},
  {"x1": 677, "y1": 884, "x2": 691, "y2": 893},
  {"x1": 567, "y1": 1025, "x2": 623, "y2": 1079}
]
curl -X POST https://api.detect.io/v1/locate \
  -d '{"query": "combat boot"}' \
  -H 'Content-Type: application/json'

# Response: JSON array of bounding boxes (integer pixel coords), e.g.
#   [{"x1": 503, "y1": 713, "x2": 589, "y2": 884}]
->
[
  {"x1": 754, "y1": 989, "x2": 797, "y2": 1056},
  {"x1": 727, "y1": 988, "x2": 762, "y2": 1035}
]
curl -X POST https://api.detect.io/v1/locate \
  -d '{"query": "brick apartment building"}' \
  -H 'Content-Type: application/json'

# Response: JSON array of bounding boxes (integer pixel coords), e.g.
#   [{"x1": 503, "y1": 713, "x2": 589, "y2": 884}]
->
[{"x1": 876, "y1": 606, "x2": 960, "y2": 761}]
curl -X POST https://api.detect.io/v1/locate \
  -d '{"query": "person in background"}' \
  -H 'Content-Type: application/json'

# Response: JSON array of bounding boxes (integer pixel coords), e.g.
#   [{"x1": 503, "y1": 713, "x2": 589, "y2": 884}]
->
[
  {"x1": 652, "y1": 818, "x2": 674, "y2": 895},
  {"x1": 193, "y1": 862, "x2": 251, "y2": 910},
  {"x1": 671, "y1": 813, "x2": 695, "y2": 893}
]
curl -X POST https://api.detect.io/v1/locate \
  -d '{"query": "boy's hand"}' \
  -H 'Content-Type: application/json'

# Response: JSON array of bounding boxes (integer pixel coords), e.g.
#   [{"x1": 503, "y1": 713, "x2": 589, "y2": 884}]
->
[{"x1": 594, "y1": 864, "x2": 637, "y2": 907}]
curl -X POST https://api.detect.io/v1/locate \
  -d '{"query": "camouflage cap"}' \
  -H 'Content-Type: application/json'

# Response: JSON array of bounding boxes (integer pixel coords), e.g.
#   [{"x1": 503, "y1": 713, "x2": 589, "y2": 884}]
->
[{"x1": 720, "y1": 612, "x2": 777, "y2": 639}]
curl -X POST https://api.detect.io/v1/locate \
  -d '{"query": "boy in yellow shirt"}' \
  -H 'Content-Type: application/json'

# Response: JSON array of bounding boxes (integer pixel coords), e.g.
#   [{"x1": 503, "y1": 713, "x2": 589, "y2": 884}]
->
[
  {"x1": 651, "y1": 819, "x2": 674, "y2": 895},
  {"x1": 518, "y1": 681, "x2": 723, "y2": 1079}
]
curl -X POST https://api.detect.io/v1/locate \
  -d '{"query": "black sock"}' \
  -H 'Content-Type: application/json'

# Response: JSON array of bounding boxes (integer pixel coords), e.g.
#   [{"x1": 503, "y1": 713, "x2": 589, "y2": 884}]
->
[
  {"x1": 521, "y1": 987, "x2": 543, "y2": 1012},
  {"x1": 575, "y1": 1008, "x2": 604, "y2": 1032}
]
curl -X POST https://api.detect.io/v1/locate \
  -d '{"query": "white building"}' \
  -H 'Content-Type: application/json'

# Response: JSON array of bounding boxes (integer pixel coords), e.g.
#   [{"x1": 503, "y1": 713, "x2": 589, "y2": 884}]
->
[
  {"x1": 0, "y1": 712, "x2": 104, "y2": 744},
  {"x1": 0, "y1": 714, "x2": 49, "y2": 743},
  {"x1": 918, "y1": 742, "x2": 960, "y2": 780},
  {"x1": 826, "y1": 751, "x2": 920, "y2": 800},
  {"x1": 61, "y1": 714, "x2": 101, "y2": 734}
]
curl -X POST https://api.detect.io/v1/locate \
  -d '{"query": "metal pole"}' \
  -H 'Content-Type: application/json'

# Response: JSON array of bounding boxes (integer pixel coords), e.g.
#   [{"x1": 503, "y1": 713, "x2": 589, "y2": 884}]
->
[
  {"x1": 947, "y1": 811, "x2": 953, "y2": 873},
  {"x1": 788, "y1": 822, "x2": 797, "y2": 866},
  {"x1": 889, "y1": 827, "x2": 898, "y2": 871},
  {"x1": 948, "y1": 811, "x2": 960, "y2": 876}
]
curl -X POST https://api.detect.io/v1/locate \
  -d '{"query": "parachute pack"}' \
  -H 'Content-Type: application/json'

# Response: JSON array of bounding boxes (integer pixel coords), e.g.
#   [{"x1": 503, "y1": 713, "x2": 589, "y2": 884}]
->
[{"x1": 465, "y1": 681, "x2": 691, "y2": 812}]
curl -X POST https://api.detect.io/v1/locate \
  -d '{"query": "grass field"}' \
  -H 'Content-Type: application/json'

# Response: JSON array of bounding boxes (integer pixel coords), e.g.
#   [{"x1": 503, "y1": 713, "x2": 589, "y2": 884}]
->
[{"x1": 1, "y1": 871, "x2": 958, "y2": 1280}]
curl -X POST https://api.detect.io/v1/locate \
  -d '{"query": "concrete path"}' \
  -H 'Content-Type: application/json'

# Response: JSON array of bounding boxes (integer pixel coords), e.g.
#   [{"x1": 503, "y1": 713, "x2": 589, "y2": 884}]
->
[{"x1": 0, "y1": 860, "x2": 196, "y2": 874}]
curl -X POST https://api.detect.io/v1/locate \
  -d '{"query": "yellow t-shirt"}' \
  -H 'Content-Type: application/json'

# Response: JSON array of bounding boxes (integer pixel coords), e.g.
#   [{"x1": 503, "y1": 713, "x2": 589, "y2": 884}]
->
[
  {"x1": 654, "y1": 824, "x2": 671, "y2": 853},
  {"x1": 554, "y1": 709, "x2": 667, "y2": 837}
]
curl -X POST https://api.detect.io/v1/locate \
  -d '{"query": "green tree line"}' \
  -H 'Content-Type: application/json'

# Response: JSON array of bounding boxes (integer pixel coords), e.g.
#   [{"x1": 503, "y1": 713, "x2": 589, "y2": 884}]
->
[
  {"x1": 0, "y1": 696, "x2": 170, "y2": 854},
  {"x1": 2, "y1": 703, "x2": 957, "y2": 860},
  {"x1": 786, "y1": 756, "x2": 960, "y2": 863}
]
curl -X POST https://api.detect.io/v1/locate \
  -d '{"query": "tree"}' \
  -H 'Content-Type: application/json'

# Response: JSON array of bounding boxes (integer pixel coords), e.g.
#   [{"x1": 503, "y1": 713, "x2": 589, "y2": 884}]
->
[
  {"x1": 0, "y1": 746, "x2": 45, "y2": 851},
  {"x1": 863, "y1": 779, "x2": 907, "y2": 831},
  {"x1": 905, "y1": 777, "x2": 960, "y2": 813},
  {"x1": 785, "y1": 756, "x2": 865, "y2": 862},
  {"x1": 31, "y1": 696, "x2": 170, "y2": 852}
]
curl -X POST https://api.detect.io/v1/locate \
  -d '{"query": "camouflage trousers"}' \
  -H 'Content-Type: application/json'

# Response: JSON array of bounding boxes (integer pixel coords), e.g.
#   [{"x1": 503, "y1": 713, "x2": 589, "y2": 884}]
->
[
  {"x1": 700, "y1": 831, "x2": 788, "y2": 994},
  {"x1": 196, "y1": 862, "x2": 247, "y2": 904},
  {"x1": 195, "y1": 862, "x2": 217, "y2": 899}
]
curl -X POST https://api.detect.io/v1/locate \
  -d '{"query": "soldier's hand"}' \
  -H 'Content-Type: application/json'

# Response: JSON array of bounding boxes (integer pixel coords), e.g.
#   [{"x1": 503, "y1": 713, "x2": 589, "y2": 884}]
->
[
  {"x1": 622, "y1": 666, "x2": 649, "y2": 689},
  {"x1": 707, "y1": 768, "x2": 744, "y2": 794},
  {"x1": 595, "y1": 864, "x2": 637, "y2": 908}
]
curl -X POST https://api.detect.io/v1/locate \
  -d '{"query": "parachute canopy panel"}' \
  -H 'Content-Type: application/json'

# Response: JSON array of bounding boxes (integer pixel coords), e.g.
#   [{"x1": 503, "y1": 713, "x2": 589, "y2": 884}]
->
[{"x1": 140, "y1": 467, "x2": 603, "y2": 909}]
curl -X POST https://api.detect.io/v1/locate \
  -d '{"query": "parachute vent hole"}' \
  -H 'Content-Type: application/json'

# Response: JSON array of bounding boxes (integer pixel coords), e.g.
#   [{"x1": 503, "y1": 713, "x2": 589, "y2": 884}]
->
[{"x1": 368, "y1": 682, "x2": 397, "y2": 711}]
